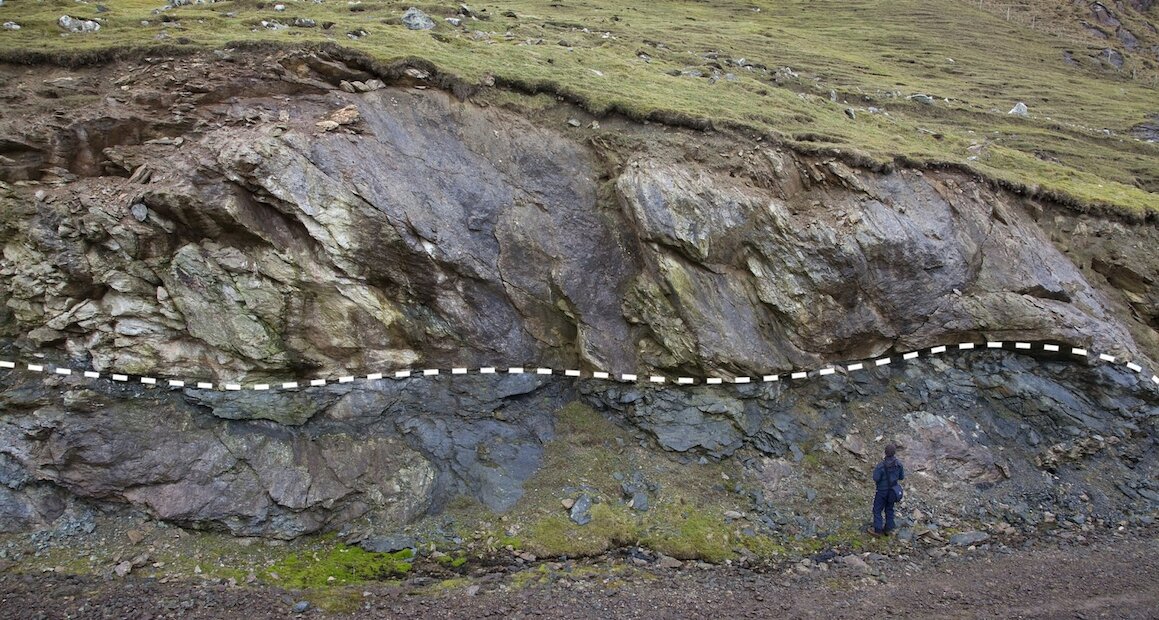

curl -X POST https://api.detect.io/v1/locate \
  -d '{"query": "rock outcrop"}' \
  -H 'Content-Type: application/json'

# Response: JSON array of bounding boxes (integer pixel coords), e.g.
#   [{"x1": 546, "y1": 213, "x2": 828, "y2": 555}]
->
[{"x1": 0, "y1": 50, "x2": 1156, "y2": 536}]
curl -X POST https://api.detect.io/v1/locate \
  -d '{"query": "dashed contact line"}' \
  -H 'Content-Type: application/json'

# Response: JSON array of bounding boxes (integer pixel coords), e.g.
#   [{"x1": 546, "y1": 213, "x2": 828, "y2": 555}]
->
[{"x1": 1, "y1": 341, "x2": 1157, "y2": 394}]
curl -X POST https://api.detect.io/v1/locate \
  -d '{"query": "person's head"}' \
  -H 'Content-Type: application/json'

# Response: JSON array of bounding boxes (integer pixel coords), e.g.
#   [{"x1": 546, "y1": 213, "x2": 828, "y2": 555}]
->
[{"x1": 884, "y1": 444, "x2": 897, "y2": 458}]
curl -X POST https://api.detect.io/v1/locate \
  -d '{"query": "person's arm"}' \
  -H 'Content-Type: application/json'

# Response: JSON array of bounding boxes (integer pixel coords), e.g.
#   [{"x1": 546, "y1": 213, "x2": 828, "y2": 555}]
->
[
  {"x1": 872, "y1": 464, "x2": 882, "y2": 483},
  {"x1": 898, "y1": 463, "x2": 905, "y2": 481}
]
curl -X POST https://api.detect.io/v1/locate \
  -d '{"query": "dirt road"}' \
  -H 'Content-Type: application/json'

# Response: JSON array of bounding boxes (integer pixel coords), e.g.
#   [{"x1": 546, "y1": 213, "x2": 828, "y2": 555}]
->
[{"x1": 3, "y1": 528, "x2": 1156, "y2": 619}]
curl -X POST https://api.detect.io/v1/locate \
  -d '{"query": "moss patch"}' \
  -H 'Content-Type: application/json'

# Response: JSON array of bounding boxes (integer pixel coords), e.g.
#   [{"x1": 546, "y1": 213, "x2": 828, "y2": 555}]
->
[{"x1": 263, "y1": 544, "x2": 413, "y2": 588}]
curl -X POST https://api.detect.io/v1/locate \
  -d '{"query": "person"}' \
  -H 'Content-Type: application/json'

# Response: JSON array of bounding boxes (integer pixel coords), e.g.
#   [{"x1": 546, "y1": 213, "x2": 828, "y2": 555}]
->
[{"x1": 869, "y1": 443, "x2": 904, "y2": 536}]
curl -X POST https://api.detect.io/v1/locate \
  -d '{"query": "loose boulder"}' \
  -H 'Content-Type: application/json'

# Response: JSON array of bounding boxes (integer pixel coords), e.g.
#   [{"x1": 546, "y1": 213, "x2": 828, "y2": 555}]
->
[
  {"x1": 58, "y1": 16, "x2": 101, "y2": 33},
  {"x1": 402, "y1": 7, "x2": 435, "y2": 30}
]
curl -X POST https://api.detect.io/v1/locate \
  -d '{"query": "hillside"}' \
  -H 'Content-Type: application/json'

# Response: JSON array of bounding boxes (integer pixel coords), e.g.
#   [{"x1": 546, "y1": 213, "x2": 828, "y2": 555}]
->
[
  {"x1": 0, "y1": 2, "x2": 1157, "y2": 617},
  {"x1": 0, "y1": 0, "x2": 1157, "y2": 213}
]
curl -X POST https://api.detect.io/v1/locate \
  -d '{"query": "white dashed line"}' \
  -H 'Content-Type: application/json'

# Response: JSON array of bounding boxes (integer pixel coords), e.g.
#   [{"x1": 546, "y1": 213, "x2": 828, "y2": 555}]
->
[{"x1": 4, "y1": 340, "x2": 1155, "y2": 395}]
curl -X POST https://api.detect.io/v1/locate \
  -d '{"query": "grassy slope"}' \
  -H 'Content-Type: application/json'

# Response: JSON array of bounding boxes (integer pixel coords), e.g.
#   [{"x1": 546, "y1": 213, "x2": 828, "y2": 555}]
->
[{"x1": 0, "y1": 0, "x2": 1156, "y2": 214}]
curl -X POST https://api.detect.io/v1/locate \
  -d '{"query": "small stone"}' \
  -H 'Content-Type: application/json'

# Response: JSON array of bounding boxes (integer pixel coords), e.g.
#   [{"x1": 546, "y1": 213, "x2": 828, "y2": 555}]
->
[
  {"x1": 949, "y1": 531, "x2": 990, "y2": 546},
  {"x1": 2, "y1": 22, "x2": 20, "y2": 31},
  {"x1": 351, "y1": 81, "x2": 371, "y2": 93},
  {"x1": 127, "y1": 529, "x2": 146, "y2": 544},
  {"x1": 567, "y1": 118, "x2": 581, "y2": 127},
  {"x1": 561, "y1": 498, "x2": 575, "y2": 510},
  {"x1": 909, "y1": 93, "x2": 934, "y2": 105},
  {"x1": 315, "y1": 120, "x2": 340, "y2": 132},
  {"x1": 629, "y1": 492, "x2": 649, "y2": 512},
  {"x1": 1008, "y1": 101, "x2": 1029, "y2": 117},
  {"x1": 446, "y1": 17, "x2": 462, "y2": 27},
  {"x1": 274, "y1": 4, "x2": 286, "y2": 11},
  {"x1": 130, "y1": 203, "x2": 149, "y2": 222},
  {"x1": 840, "y1": 555, "x2": 869, "y2": 572},
  {"x1": 58, "y1": 15, "x2": 101, "y2": 33},
  {"x1": 359, "y1": 535, "x2": 415, "y2": 554},
  {"x1": 114, "y1": 561, "x2": 133, "y2": 577},
  {"x1": 844, "y1": 107, "x2": 857, "y2": 120},
  {"x1": 402, "y1": 7, "x2": 435, "y2": 30},
  {"x1": 569, "y1": 493, "x2": 593, "y2": 525},
  {"x1": 292, "y1": 601, "x2": 310, "y2": 613},
  {"x1": 654, "y1": 555, "x2": 683, "y2": 569},
  {"x1": 723, "y1": 510, "x2": 744, "y2": 519},
  {"x1": 466, "y1": 584, "x2": 481, "y2": 596},
  {"x1": 339, "y1": 80, "x2": 356, "y2": 93},
  {"x1": 291, "y1": 18, "x2": 316, "y2": 28},
  {"x1": 364, "y1": 79, "x2": 386, "y2": 90}
]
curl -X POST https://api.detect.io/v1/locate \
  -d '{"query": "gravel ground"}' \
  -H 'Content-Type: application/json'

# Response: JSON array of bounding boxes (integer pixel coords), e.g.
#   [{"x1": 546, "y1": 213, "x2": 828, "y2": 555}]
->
[{"x1": 2, "y1": 528, "x2": 1156, "y2": 619}]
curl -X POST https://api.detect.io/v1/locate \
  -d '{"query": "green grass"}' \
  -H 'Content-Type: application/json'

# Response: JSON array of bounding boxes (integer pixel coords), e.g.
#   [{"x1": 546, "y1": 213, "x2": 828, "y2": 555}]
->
[
  {"x1": 262, "y1": 543, "x2": 413, "y2": 588},
  {"x1": 1, "y1": 1, "x2": 1154, "y2": 211}
]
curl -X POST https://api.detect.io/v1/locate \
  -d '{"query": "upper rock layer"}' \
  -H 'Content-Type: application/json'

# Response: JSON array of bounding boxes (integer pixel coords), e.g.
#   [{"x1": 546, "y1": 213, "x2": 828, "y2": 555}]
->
[{"x1": 0, "y1": 49, "x2": 1156, "y2": 383}]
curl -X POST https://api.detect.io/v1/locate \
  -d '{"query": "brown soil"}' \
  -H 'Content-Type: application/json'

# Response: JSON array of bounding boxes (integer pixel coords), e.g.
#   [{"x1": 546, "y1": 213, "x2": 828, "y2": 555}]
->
[{"x1": 2, "y1": 527, "x2": 1156, "y2": 619}]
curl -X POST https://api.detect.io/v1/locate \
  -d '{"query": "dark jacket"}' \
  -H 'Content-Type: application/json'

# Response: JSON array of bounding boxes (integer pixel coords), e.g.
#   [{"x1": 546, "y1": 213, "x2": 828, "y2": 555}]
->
[{"x1": 873, "y1": 456, "x2": 905, "y2": 492}]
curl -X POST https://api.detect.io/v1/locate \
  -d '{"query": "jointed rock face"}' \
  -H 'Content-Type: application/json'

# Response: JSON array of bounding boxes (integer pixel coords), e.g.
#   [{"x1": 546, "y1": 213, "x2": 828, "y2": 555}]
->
[{"x1": 0, "y1": 50, "x2": 1156, "y2": 538}]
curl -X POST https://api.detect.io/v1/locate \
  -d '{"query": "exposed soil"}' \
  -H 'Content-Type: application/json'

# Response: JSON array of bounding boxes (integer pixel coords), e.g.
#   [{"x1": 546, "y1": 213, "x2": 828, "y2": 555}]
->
[{"x1": 1, "y1": 526, "x2": 1156, "y2": 619}]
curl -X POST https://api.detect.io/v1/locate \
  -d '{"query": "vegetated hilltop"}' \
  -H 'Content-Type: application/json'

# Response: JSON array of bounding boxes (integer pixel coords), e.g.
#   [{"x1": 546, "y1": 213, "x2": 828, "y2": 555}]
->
[{"x1": 0, "y1": 0, "x2": 1156, "y2": 214}]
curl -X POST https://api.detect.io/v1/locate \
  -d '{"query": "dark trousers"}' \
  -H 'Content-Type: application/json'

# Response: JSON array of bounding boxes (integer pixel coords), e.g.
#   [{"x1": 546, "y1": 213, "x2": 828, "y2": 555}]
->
[{"x1": 872, "y1": 489, "x2": 896, "y2": 533}]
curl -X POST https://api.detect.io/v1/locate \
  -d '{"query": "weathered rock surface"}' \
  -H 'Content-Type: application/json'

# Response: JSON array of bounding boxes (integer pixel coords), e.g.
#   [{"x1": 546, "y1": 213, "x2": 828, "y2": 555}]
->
[
  {"x1": 0, "y1": 50, "x2": 1156, "y2": 537},
  {"x1": 0, "y1": 371, "x2": 557, "y2": 537}
]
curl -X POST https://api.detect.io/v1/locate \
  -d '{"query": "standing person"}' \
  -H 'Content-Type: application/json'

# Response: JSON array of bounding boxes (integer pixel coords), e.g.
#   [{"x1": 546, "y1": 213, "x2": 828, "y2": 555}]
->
[{"x1": 869, "y1": 444, "x2": 904, "y2": 536}]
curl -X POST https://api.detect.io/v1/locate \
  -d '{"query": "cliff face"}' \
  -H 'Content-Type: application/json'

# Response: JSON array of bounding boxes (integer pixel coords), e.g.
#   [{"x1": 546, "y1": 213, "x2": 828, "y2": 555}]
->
[{"x1": 0, "y1": 50, "x2": 1156, "y2": 538}]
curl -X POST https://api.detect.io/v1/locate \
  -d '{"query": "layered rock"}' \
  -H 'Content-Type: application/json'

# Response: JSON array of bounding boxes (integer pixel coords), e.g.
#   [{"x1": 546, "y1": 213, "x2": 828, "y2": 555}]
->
[{"x1": 0, "y1": 50, "x2": 1156, "y2": 536}]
